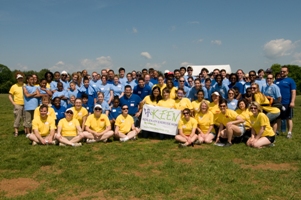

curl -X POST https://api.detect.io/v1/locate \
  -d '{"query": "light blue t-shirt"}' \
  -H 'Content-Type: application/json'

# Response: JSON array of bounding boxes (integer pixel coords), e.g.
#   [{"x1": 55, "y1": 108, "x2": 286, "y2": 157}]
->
[
  {"x1": 263, "y1": 84, "x2": 281, "y2": 100},
  {"x1": 24, "y1": 85, "x2": 39, "y2": 111}
]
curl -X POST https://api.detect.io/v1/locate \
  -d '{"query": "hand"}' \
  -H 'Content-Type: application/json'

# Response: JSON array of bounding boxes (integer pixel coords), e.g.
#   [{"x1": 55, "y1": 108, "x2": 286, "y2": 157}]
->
[
  {"x1": 290, "y1": 102, "x2": 295, "y2": 108},
  {"x1": 41, "y1": 138, "x2": 46, "y2": 145},
  {"x1": 135, "y1": 112, "x2": 140, "y2": 117}
]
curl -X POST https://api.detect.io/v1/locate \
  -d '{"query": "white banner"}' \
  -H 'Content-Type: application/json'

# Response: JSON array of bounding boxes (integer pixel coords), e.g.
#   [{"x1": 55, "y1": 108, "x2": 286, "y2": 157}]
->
[{"x1": 141, "y1": 104, "x2": 181, "y2": 135}]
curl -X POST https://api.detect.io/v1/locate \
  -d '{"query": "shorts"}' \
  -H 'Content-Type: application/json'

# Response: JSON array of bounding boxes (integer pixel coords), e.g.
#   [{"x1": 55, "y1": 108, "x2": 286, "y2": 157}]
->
[
  {"x1": 24, "y1": 110, "x2": 34, "y2": 128},
  {"x1": 280, "y1": 104, "x2": 293, "y2": 120},
  {"x1": 65, "y1": 136, "x2": 75, "y2": 140},
  {"x1": 266, "y1": 112, "x2": 280, "y2": 123},
  {"x1": 265, "y1": 135, "x2": 275, "y2": 143},
  {"x1": 236, "y1": 124, "x2": 245, "y2": 137}
]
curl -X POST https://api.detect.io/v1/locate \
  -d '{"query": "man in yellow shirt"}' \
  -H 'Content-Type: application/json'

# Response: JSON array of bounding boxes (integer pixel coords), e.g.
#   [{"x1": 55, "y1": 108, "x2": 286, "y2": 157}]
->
[
  {"x1": 83, "y1": 104, "x2": 114, "y2": 143},
  {"x1": 27, "y1": 105, "x2": 56, "y2": 145}
]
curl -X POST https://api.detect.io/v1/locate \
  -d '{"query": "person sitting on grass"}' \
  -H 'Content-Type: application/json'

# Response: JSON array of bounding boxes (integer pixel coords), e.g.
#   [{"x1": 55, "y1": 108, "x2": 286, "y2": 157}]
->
[
  {"x1": 56, "y1": 108, "x2": 84, "y2": 147},
  {"x1": 195, "y1": 100, "x2": 215, "y2": 144},
  {"x1": 215, "y1": 98, "x2": 245, "y2": 147},
  {"x1": 247, "y1": 101, "x2": 276, "y2": 148},
  {"x1": 28, "y1": 105, "x2": 56, "y2": 146},
  {"x1": 176, "y1": 108, "x2": 198, "y2": 148},
  {"x1": 34, "y1": 96, "x2": 56, "y2": 120},
  {"x1": 83, "y1": 104, "x2": 114, "y2": 143},
  {"x1": 114, "y1": 104, "x2": 141, "y2": 142}
]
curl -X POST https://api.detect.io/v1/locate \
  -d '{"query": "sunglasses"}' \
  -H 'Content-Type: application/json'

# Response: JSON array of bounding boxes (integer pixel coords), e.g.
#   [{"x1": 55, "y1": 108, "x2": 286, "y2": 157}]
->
[
  {"x1": 183, "y1": 112, "x2": 190, "y2": 115},
  {"x1": 250, "y1": 107, "x2": 257, "y2": 110},
  {"x1": 62, "y1": 74, "x2": 67, "y2": 76},
  {"x1": 94, "y1": 108, "x2": 102, "y2": 111},
  {"x1": 122, "y1": 108, "x2": 128, "y2": 110},
  {"x1": 179, "y1": 80, "x2": 185, "y2": 82},
  {"x1": 66, "y1": 111, "x2": 73, "y2": 114},
  {"x1": 251, "y1": 87, "x2": 257, "y2": 89}
]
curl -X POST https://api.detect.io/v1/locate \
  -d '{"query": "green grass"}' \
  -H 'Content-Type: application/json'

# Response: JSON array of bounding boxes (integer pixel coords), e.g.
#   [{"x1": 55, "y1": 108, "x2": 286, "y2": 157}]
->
[{"x1": 0, "y1": 94, "x2": 301, "y2": 199}]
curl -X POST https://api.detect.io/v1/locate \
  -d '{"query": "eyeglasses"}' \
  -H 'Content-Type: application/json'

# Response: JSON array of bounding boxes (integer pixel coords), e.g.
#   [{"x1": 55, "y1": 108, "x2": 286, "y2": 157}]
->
[
  {"x1": 62, "y1": 74, "x2": 67, "y2": 77},
  {"x1": 183, "y1": 112, "x2": 190, "y2": 115},
  {"x1": 65, "y1": 111, "x2": 73, "y2": 114},
  {"x1": 94, "y1": 108, "x2": 102, "y2": 111},
  {"x1": 250, "y1": 107, "x2": 257, "y2": 110},
  {"x1": 228, "y1": 92, "x2": 234, "y2": 95},
  {"x1": 122, "y1": 108, "x2": 128, "y2": 110},
  {"x1": 251, "y1": 87, "x2": 257, "y2": 90}
]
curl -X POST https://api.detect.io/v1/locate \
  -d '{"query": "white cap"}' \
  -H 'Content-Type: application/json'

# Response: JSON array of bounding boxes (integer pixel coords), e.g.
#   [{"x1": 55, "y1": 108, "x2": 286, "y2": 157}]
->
[
  {"x1": 16, "y1": 74, "x2": 23, "y2": 79},
  {"x1": 94, "y1": 104, "x2": 102, "y2": 109},
  {"x1": 65, "y1": 108, "x2": 73, "y2": 113},
  {"x1": 211, "y1": 91, "x2": 220, "y2": 96},
  {"x1": 61, "y1": 70, "x2": 68, "y2": 75},
  {"x1": 164, "y1": 70, "x2": 170, "y2": 74}
]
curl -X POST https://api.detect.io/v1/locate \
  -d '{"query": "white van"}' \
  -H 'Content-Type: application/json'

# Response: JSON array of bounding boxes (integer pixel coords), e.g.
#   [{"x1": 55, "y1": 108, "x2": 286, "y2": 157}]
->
[{"x1": 187, "y1": 64, "x2": 232, "y2": 76}]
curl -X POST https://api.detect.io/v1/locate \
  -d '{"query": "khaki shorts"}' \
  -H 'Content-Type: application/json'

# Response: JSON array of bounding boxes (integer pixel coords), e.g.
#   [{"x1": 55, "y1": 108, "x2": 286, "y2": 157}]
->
[{"x1": 24, "y1": 110, "x2": 34, "y2": 128}]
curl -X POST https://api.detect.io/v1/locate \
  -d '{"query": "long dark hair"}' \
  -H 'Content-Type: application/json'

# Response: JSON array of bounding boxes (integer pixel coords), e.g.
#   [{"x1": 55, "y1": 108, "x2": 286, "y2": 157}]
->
[{"x1": 150, "y1": 86, "x2": 162, "y2": 103}]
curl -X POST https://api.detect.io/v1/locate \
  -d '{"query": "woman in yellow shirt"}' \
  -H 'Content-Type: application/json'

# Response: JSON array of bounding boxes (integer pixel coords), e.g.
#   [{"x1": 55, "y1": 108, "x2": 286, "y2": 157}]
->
[
  {"x1": 176, "y1": 108, "x2": 198, "y2": 147},
  {"x1": 157, "y1": 88, "x2": 175, "y2": 109},
  {"x1": 209, "y1": 92, "x2": 221, "y2": 128},
  {"x1": 236, "y1": 99, "x2": 252, "y2": 139},
  {"x1": 215, "y1": 99, "x2": 245, "y2": 147},
  {"x1": 56, "y1": 108, "x2": 84, "y2": 147},
  {"x1": 195, "y1": 100, "x2": 215, "y2": 144},
  {"x1": 152, "y1": 75, "x2": 166, "y2": 95},
  {"x1": 115, "y1": 105, "x2": 141, "y2": 142},
  {"x1": 247, "y1": 101, "x2": 275, "y2": 148},
  {"x1": 165, "y1": 79, "x2": 177, "y2": 99},
  {"x1": 71, "y1": 98, "x2": 88, "y2": 131},
  {"x1": 251, "y1": 83, "x2": 280, "y2": 132},
  {"x1": 8, "y1": 73, "x2": 25, "y2": 137},
  {"x1": 174, "y1": 88, "x2": 193, "y2": 112},
  {"x1": 140, "y1": 86, "x2": 162, "y2": 107},
  {"x1": 191, "y1": 90, "x2": 209, "y2": 115}
]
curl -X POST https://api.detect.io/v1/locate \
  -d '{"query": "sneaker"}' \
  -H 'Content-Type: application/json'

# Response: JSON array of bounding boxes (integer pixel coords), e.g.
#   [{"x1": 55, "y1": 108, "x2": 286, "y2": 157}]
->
[
  {"x1": 178, "y1": 143, "x2": 187, "y2": 148},
  {"x1": 130, "y1": 136, "x2": 137, "y2": 141},
  {"x1": 223, "y1": 142, "x2": 232, "y2": 147},
  {"x1": 59, "y1": 143, "x2": 66, "y2": 146},
  {"x1": 287, "y1": 132, "x2": 292, "y2": 139},
  {"x1": 119, "y1": 138, "x2": 125, "y2": 142},
  {"x1": 194, "y1": 140, "x2": 202, "y2": 145},
  {"x1": 268, "y1": 143, "x2": 275, "y2": 147},
  {"x1": 103, "y1": 138, "x2": 108, "y2": 143},
  {"x1": 25, "y1": 133, "x2": 30, "y2": 138},
  {"x1": 32, "y1": 141, "x2": 37, "y2": 146},
  {"x1": 73, "y1": 143, "x2": 82, "y2": 147},
  {"x1": 51, "y1": 140, "x2": 58, "y2": 145},
  {"x1": 86, "y1": 139, "x2": 97, "y2": 144},
  {"x1": 14, "y1": 133, "x2": 18, "y2": 137}
]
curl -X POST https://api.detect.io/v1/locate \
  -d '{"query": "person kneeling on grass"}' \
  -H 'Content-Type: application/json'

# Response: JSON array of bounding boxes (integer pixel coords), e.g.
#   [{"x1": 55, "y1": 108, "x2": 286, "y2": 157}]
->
[
  {"x1": 55, "y1": 108, "x2": 84, "y2": 147},
  {"x1": 28, "y1": 105, "x2": 56, "y2": 145},
  {"x1": 247, "y1": 102, "x2": 275, "y2": 148},
  {"x1": 176, "y1": 108, "x2": 198, "y2": 148},
  {"x1": 114, "y1": 104, "x2": 141, "y2": 142},
  {"x1": 83, "y1": 104, "x2": 114, "y2": 143}
]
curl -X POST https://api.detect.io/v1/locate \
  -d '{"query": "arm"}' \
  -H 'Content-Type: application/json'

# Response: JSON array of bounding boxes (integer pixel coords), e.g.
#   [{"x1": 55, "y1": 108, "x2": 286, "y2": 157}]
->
[
  {"x1": 215, "y1": 124, "x2": 224, "y2": 143},
  {"x1": 81, "y1": 116, "x2": 87, "y2": 131},
  {"x1": 108, "y1": 90, "x2": 113, "y2": 104},
  {"x1": 33, "y1": 129, "x2": 46, "y2": 145},
  {"x1": 8, "y1": 94, "x2": 15, "y2": 106},
  {"x1": 227, "y1": 116, "x2": 244, "y2": 126},
  {"x1": 119, "y1": 92, "x2": 124, "y2": 98},
  {"x1": 76, "y1": 125, "x2": 83, "y2": 135},
  {"x1": 34, "y1": 88, "x2": 40, "y2": 97},
  {"x1": 205, "y1": 125, "x2": 214, "y2": 135},
  {"x1": 45, "y1": 129, "x2": 55, "y2": 144},
  {"x1": 85, "y1": 125, "x2": 98, "y2": 137},
  {"x1": 23, "y1": 86, "x2": 37, "y2": 98},
  {"x1": 254, "y1": 126, "x2": 265, "y2": 140},
  {"x1": 290, "y1": 90, "x2": 296, "y2": 108}
]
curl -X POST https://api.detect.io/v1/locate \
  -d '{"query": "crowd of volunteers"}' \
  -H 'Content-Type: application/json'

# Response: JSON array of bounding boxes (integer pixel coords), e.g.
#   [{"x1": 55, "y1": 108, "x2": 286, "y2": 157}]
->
[{"x1": 8, "y1": 65, "x2": 296, "y2": 148}]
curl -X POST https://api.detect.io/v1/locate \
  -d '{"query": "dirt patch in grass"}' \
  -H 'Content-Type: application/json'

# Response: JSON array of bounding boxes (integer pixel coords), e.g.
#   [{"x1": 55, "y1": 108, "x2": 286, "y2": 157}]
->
[
  {"x1": 40, "y1": 165, "x2": 62, "y2": 175},
  {"x1": 240, "y1": 162, "x2": 298, "y2": 171},
  {"x1": 0, "y1": 178, "x2": 40, "y2": 197},
  {"x1": 57, "y1": 190, "x2": 106, "y2": 200}
]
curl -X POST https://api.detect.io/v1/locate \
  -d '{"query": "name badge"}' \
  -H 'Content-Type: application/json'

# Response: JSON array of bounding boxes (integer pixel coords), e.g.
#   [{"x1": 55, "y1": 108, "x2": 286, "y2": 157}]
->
[
  {"x1": 69, "y1": 122, "x2": 73, "y2": 125},
  {"x1": 182, "y1": 125, "x2": 186, "y2": 128},
  {"x1": 45, "y1": 122, "x2": 49, "y2": 125},
  {"x1": 78, "y1": 112, "x2": 82, "y2": 116},
  {"x1": 55, "y1": 112, "x2": 58, "y2": 115},
  {"x1": 112, "y1": 109, "x2": 116, "y2": 112},
  {"x1": 138, "y1": 91, "x2": 141, "y2": 94},
  {"x1": 130, "y1": 103, "x2": 134, "y2": 107}
]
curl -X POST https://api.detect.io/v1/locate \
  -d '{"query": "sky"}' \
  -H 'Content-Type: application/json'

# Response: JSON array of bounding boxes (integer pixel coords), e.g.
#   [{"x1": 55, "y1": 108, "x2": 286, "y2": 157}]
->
[{"x1": 1, "y1": 0, "x2": 301, "y2": 75}]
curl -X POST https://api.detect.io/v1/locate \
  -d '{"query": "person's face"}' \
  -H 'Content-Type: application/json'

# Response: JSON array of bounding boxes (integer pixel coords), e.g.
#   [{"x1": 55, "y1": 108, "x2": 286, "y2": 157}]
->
[
  {"x1": 179, "y1": 78, "x2": 185, "y2": 86},
  {"x1": 17, "y1": 77, "x2": 24, "y2": 84},
  {"x1": 61, "y1": 73, "x2": 67, "y2": 81},
  {"x1": 221, "y1": 71, "x2": 226, "y2": 78},
  {"x1": 197, "y1": 92, "x2": 204, "y2": 101},
  {"x1": 27, "y1": 77, "x2": 34, "y2": 86},
  {"x1": 238, "y1": 101, "x2": 246, "y2": 110},
  {"x1": 82, "y1": 70, "x2": 87, "y2": 76},
  {"x1": 216, "y1": 76, "x2": 222, "y2": 84},
  {"x1": 46, "y1": 73, "x2": 53, "y2": 82},
  {"x1": 94, "y1": 107, "x2": 102, "y2": 116},
  {"x1": 72, "y1": 75, "x2": 78, "y2": 83},
  {"x1": 153, "y1": 71, "x2": 158, "y2": 77},
  {"x1": 219, "y1": 103, "x2": 227, "y2": 113},
  {"x1": 174, "y1": 71, "x2": 180, "y2": 79},
  {"x1": 122, "y1": 106, "x2": 129, "y2": 114},
  {"x1": 244, "y1": 77, "x2": 250, "y2": 83},
  {"x1": 251, "y1": 85, "x2": 257, "y2": 94},
  {"x1": 108, "y1": 72, "x2": 114, "y2": 79},
  {"x1": 163, "y1": 91, "x2": 170, "y2": 99},
  {"x1": 230, "y1": 76, "x2": 237, "y2": 84},
  {"x1": 69, "y1": 96, "x2": 75, "y2": 103},
  {"x1": 167, "y1": 80, "x2": 173, "y2": 87},
  {"x1": 187, "y1": 68, "x2": 193, "y2": 75},
  {"x1": 266, "y1": 75, "x2": 274, "y2": 84},
  {"x1": 228, "y1": 90, "x2": 235, "y2": 99},
  {"x1": 65, "y1": 110, "x2": 74, "y2": 119},
  {"x1": 180, "y1": 69, "x2": 186, "y2": 76},
  {"x1": 194, "y1": 81, "x2": 201, "y2": 89},
  {"x1": 32, "y1": 75, "x2": 38, "y2": 83},
  {"x1": 113, "y1": 100, "x2": 119, "y2": 107},
  {"x1": 119, "y1": 70, "x2": 125, "y2": 77},
  {"x1": 250, "y1": 105, "x2": 258, "y2": 115},
  {"x1": 183, "y1": 110, "x2": 190, "y2": 120},
  {"x1": 142, "y1": 70, "x2": 147, "y2": 76},
  {"x1": 101, "y1": 70, "x2": 107, "y2": 76},
  {"x1": 54, "y1": 73, "x2": 60, "y2": 81},
  {"x1": 138, "y1": 80, "x2": 144, "y2": 87},
  {"x1": 125, "y1": 88, "x2": 132, "y2": 96},
  {"x1": 40, "y1": 80, "x2": 47, "y2": 88},
  {"x1": 202, "y1": 70, "x2": 208, "y2": 77},
  {"x1": 205, "y1": 80, "x2": 211, "y2": 88},
  {"x1": 213, "y1": 70, "x2": 219, "y2": 76},
  {"x1": 237, "y1": 70, "x2": 244, "y2": 79},
  {"x1": 40, "y1": 107, "x2": 48, "y2": 118},
  {"x1": 258, "y1": 71, "x2": 264, "y2": 78},
  {"x1": 246, "y1": 88, "x2": 252, "y2": 97},
  {"x1": 212, "y1": 94, "x2": 219, "y2": 102},
  {"x1": 53, "y1": 98, "x2": 61, "y2": 107},
  {"x1": 84, "y1": 80, "x2": 89, "y2": 88},
  {"x1": 281, "y1": 68, "x2": 288, "y2": 78},
  {"x1": 144, "y1": 75, "x2": 150, "y2": 83},
  {"x1": 57, "y1": 83, "x2": 63, "y2": 91},
  {"x1": 201, "y1": 103, "x2": 208, "y2": 113},
  {"x1": 82, "y1": 98, "x2": 88, "y2": 104},
  {"x1": 92, "y1": 73, "x2": 98, "y2": 81},
  {"x1": 70, "y1": 83, "x2": 75, "y2": 90},
  {"x1": 127, "y1": 74, "x2": 133, "y2": 82},
  {"x1": 42, "y1": 98, "x2": 49, "y2": 106},
  {"x1": 152, "y1": 88, "x2": 159, "y2": 97},
  {"x1": 158, "y1": 77, "x2": 164, "y2": 85},
  {"x1": 132, "y1": 72, "x2": 137, "y2": 79},
  {"x1": 177, "y1": 90, "x2": 184, "y2": 99},
  {"x1": 98, "y1": 94, "x2": 104, "y2": 102},
  {"x1": 101, "y1": 76, "x2": 107, "y2": 84},
  {"x1": 249, "y1": 72, "x2": 256, "y2": 81},
  {"x1": 188, "y1": 79, "x2": 193, "y2": 86},
  {"x1": 114, "y1": 77, "x2": 119, "y2": 84}
]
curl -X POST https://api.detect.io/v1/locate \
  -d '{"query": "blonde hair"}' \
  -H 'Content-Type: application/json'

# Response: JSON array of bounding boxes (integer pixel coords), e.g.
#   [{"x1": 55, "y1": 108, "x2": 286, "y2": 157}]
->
[
  {"x1": 199, "y1": 100, "x2": 209, "y2": 112},
  {"x1": 251, "y1": 83, "x2": 266, "y2": 103},
  {"x1": 249, "y1": 101, "x2": 263, "y2": 113}
]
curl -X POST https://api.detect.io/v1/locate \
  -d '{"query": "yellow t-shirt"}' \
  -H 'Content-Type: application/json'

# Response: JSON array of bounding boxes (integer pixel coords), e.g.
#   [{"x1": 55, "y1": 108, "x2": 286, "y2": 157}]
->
[
  {"x1": 254, "y1": 93, "x2": 280, "y2": 114},
  {"x1": 85, "y1": 114, "x2": 110, "y2": 133},
  {"x1": 191, "y1": 100, "x2": 210, "y2": 112},
  {"x1": 174, "y1": 98, "x2": 193, "y2": 111},
  {"x1": 143, "y1": 95, "x2": 158, "y2": 106},
  {"x1": 152, "y1": 84, "x2": 166, "y2": 95},
  {"x1": 178, "y1": 117, "x2": 197, "y2": 136},
  {"x1": 195, "y1": 111, "x2": 215, "y2": 134},
  {"x1": 9, "y1": 83, "x2": 25, "y2": 105},
  {"x1": 115, "y1": 114, "x2": 134, "y2": 134},
  {"x1": 169, "y1": 87, "x2": 177, "y2": 100},
  {"x1": 157, "y1": 98, "x2": 175, "y2": 108},
  {"x1": 46, "y1": 83, "x2": 51, "y2": 89},
  {"x1": 216, "y1": 109, "x2": 239, "y2": 127},
  {"x1": 58, "y1": 118, "x2": 80, "y2": 137},
  {"x1": 71, "y1": 107, "x2": 88, "y2": 125},
  {"x1": 32, "y1": 116, "x2": 56, "y2": 136},
  {"x1": 34, "y1": 106, "x2": 57, "y2": 120},
  {"x1": 250, "y1": 112, "x2": 275, "y2": 137},
  {"x1": 209, "y1": 102, "x2": 221, "y2": 125},
  {"x1": 236, "y1": 109, "x2": 252, "y2": 129}
]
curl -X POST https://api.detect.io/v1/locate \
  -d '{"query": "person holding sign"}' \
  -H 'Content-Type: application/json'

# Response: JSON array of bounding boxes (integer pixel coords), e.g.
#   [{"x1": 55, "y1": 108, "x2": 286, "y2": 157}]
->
[
  {"x1": 174, "y1": 88, "x2": 193, "y2": 112},
  {"x1": 176, "y1": 108, "x2": 198, "y2": 148},
  {"x1": 157, "y1": 88, "x2": 175, "y2": 108},
  {"x1": 115, "y1": 105, "x2": 141, "y2": 142}
]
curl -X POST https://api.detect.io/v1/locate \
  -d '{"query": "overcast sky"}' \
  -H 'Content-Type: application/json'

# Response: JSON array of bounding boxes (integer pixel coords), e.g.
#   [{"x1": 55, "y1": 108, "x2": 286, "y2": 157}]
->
[{"x1": 1, "y1": 0, "x2": 301, "y2": 74}]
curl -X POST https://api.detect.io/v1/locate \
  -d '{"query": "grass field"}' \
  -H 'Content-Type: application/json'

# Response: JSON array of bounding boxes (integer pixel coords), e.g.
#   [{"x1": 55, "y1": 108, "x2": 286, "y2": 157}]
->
[{"x1": 0, "y1": 94, "x2": 300, "y2": 200}]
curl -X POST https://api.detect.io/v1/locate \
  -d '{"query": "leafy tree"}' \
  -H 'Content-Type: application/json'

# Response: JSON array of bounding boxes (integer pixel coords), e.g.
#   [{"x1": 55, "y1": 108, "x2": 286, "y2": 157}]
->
[{"x1": 0, "y1": 64, "x2": 12, "y2": 84}]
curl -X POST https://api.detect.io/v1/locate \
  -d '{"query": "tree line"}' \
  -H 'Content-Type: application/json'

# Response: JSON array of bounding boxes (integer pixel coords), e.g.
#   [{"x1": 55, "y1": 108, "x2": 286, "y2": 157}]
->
[{"x1": 0, "y1": 63, "x2": 300, "y2": 94}]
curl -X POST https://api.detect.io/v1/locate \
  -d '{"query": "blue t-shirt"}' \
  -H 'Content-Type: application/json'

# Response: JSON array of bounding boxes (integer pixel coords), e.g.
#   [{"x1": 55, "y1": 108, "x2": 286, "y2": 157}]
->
[
  {"x1": 275, "y1": 77, "x2": 296, "y2": 105},
  {"x1": 119, "y1": 94, "x2": 142, "y2": 116},
  {"x1": 67, "y1": 89, "x2": 78, "y2": 99},
  {"x1": 77, "y1": 86, "x2": 97, "y2": 113},
  {"x1": 99, "y1": 83, "x2": 112, "y2": 102},
  {"x1": 37, "y1": 86, "x2": 49, "y2": 105},
  {"x1": 150, "y1": 78, "x2": 158, "y2": 85},
  {"x1": 109, "y1": 106, "x2": 122, "y2": 120},
  {"x1": 96, "y1": 101, "x2": 110, "y2": 114},
  {"x1": 61, "y1": 80, "x2": 69, "y2": 91},
  {"x1": 212, "y1": 84, "x2": 229, "y2": 99},
  {"x1": 111, "y1": 83, "x2": 124, "y2": 97},
  {"x1": 52, "y1": 90, "x2": 68, "y2": 108},
  {"x1": 119, "y1": 77, "x2": 127, "y2": 86},
  {"x1": 203, "y1": 86, "x2": 213, "y2": 100},
  {"x1": 124, "y1": 80, "x2": 137, "y2": 90},
  {"x1": 50, "y1": 81, "x2": 60, "y2": 91},
  {"x1": 228, "y1": 82, "x2": 244, "y2": 94},
  {"x1": 24, "y1": 85, "x2": 39, "y2": 111},
  {"x1": 82, "y1": 103, "x2": 91, "y2": 113},
  {"x1": 187, "y1": 86, "x2": 207, "y2": 101},
  {"x1": 243, "y1": 82, "x2": 251, "y2": 93},
  {"x1": 133, "y1": 85, "x2": 152, "y2": 100},
  {"x1": 89, "y1": 80, "x2": 100, "y2": 92},
  {"x1": 227, "y1": 99, "x2": 238, "y2": 111},
  {"x1": 222, "y1": 78, "x2": 230, "y2": 86},
  {"x1": 52, "y1": 105, "x2": 66, "y2": 125},
  {"x1": 263, "y1": 84, "x2": 281, "y2": 100}
]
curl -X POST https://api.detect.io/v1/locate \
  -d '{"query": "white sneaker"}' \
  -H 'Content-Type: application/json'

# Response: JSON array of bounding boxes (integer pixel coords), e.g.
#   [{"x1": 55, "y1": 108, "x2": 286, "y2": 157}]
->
[
  {"x1": 287, "y1": 132, "x2": 292, "y2": 139},
  {"x1": 59, "y1": 143, "x2": 66, "y2": 146},
  {"x1": 32, "y1": 141, "x2": 37, "y2": 146},
  {"x1": 194, "y1": 140, "x2": 202, "y2": 145},
  {"x1": 86, "y1": 139, "x2": 97, "y2": 144},
  {"x1": 178, "y1": 143, "x2": 187, "y2": 148},
  {"x1": 73, "y1": 143, "x2": 82, "y2": 147},
  {"x1": 103, "y1": 139, "x2": 108, "y2": 143}
]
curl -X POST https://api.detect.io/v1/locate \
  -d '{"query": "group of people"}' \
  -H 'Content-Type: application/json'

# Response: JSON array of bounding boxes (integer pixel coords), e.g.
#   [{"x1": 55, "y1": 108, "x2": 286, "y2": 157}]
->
[{"x1": 8, "y1": 65, "x2": 296, "y2": 148}]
